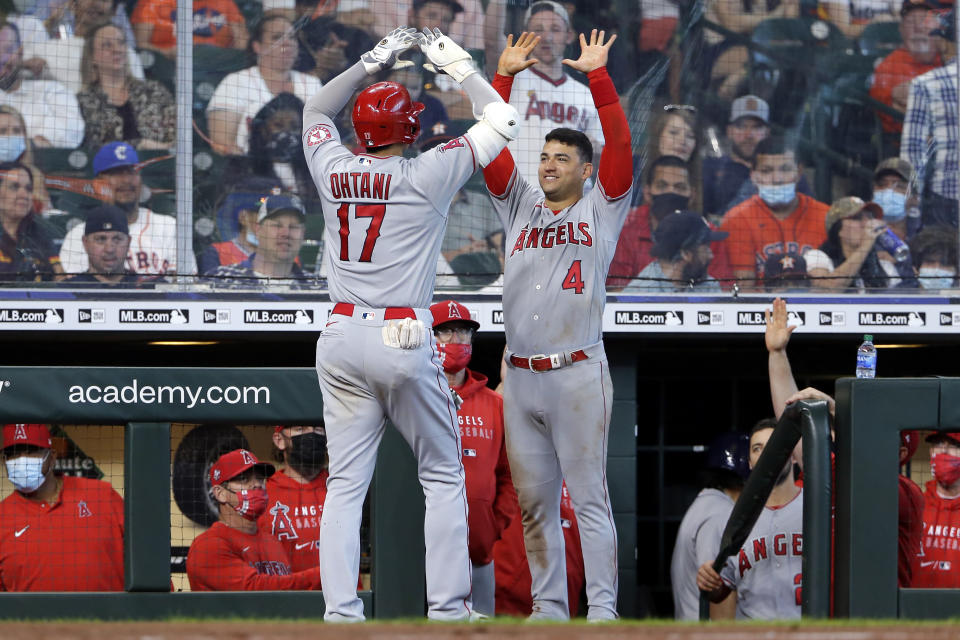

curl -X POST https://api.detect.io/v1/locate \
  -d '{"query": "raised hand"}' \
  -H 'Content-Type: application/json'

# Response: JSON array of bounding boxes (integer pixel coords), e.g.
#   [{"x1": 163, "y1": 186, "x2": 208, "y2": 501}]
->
[
  {"x1": 360, "y1": 26, "x2": 422, "y2": 75},
  {"x1": 562, "y1": 29, "x2": 617, "y2": 74},
  {"x1": 497, "y1": 32, "x2": 541, "y2": 77},
  {"x1": 419, "y1": 27, "x2": 476, "y2": 84},
  {"x1": 764, "y1": 297, "x2": 796, "y2": 353}
]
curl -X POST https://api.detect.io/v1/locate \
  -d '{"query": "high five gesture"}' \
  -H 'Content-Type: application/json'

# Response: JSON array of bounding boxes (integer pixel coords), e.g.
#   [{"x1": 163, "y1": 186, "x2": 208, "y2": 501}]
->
[{"x1": 562, "y1": 29, "x2": 617, "y2": 74}]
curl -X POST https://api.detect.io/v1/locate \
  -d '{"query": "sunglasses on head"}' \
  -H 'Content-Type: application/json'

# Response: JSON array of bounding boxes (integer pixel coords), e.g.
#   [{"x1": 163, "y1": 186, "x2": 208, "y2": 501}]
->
[{"x1": 664, "y1": 104, "x2": 697, "y2": 114}]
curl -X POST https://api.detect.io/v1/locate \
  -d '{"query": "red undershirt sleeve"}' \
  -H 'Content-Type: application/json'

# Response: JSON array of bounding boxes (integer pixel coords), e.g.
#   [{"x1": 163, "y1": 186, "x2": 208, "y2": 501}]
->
[
  {"x1": 588, "y1": 67, "x2": 632, "y2": 199},
  {"x1": 482, "y1": 73, "x2": 518, "y2": 197}
]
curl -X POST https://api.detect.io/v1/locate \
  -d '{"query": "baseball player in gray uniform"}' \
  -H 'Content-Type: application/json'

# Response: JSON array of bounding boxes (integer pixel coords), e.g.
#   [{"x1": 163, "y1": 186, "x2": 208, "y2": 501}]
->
[
  {"x1": 302, "y1": 27, "x2": 519, "y2": 622},
  {"x1": 671, "y1": 432, "x2": 750, "y2": 620},
  {"x1": 696, "y1": 419, "x2": 804, "y2": 620},
  {"x1": 482, "y1": 31, "x2": 633, "y2": 621}
]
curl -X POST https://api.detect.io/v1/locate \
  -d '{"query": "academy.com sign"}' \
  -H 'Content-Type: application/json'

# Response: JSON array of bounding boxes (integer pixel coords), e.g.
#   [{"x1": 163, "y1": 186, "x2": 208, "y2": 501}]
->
[{"x1": 67, "y1": 379, "x2": 271, "y2": 409}]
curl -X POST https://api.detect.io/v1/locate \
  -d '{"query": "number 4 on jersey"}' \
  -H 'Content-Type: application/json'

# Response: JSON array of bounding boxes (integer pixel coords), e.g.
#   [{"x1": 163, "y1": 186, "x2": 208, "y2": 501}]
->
[
  {"x1": 337, "y1": 203, "x2": 385, "y2": 262},
  {"x1": 561, "y1": 260, "x2": 585, "y2": 294}
]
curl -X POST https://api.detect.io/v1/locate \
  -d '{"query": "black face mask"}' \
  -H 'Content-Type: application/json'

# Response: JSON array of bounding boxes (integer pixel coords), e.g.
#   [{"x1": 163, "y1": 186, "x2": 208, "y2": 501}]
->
[
  {"x1": 649, "y1": 193, "x2": 690, "y2": 222},
  {"x1": 287, "y1": 432, "x2": 327, "y2": 477},
  {"x1": 680, "y1": 251, "x2": 710, "y2": 284},
  {"x1": 265, "y1": 130, "x2": 300, "y2": 163}
]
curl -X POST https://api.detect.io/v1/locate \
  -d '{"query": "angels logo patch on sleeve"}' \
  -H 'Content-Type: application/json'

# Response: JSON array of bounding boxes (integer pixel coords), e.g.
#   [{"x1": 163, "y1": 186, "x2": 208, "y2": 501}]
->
[{"x1": 306, "y1": 124, "x2": 333, "y2": 146}]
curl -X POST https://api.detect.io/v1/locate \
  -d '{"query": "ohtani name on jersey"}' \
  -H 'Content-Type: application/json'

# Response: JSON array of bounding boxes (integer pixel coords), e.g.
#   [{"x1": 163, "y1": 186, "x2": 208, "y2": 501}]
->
[
  {"x1": 511, "y1": 222, "x2": 593, "y2": 257},
  {"x1": 737, "y1": 533, "x2": 803, "y2": 577},
  {"x1": 329, "y1": 171, "x2": 392, "y2": 200},
  {"x1": 525, "y1": 93, "x2": 592, "y2": 129}
]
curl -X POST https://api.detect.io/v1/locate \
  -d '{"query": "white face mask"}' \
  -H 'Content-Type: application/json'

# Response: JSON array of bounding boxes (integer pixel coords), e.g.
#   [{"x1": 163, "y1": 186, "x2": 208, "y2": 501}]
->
[
  {"x1": 5, "y1": 450, "x2": 48, "y2": 493},
  {"x1": 919, "y1": 266, "x2": 957, "y2": 290}
]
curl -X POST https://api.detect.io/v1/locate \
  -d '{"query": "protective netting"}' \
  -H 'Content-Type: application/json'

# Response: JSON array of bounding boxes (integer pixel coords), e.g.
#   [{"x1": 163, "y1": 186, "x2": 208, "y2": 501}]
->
[{"x1": 0, "y1": 0, "x2": 950, "y2": 291}]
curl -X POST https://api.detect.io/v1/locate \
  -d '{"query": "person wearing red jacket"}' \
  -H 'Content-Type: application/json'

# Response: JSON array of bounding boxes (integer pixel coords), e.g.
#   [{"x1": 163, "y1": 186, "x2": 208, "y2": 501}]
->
[
  {"x1": 430, "y1": 299, "x2": 515, "y2": 616},
  {"x1": 0, "y1": 423, "x2": 124, "y2": 591},
  {"x1": 915, "y1": 432, "x2": 960, "y2": 588},
  {"x1": 186, "y1": 448, "x2": 322, "y2": 591},
  {"x1": 261, "y1": 424, "x2": 329, "y2": 573}
]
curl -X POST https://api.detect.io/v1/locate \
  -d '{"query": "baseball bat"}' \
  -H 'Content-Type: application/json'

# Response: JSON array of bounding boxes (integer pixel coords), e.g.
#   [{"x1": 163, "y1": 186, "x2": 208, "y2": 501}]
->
[{"x1": 698, "y1": 410, "x2": 803, "y2": 620}]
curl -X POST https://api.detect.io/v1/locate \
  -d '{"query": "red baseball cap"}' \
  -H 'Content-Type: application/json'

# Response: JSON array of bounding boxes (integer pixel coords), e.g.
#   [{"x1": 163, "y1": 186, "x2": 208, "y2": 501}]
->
[
  {"x1": 209, "y1": 449, "x2": 275, "y2": 486},
  {"x1": 926, "y1": 431, "x2": 960, "y2": 446},
  {"x1": 900, "y1": 430, "x2": 920, "y2": 463},
  {"x1": 430, "y1": 300, "x2": 480, "y2": 330},
  {"x1": 2, "y1": 424, "x2": 52, "y2": 450}
]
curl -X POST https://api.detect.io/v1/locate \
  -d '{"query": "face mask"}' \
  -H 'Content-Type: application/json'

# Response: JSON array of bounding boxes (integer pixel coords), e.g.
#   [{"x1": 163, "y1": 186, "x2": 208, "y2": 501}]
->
[
  {"x1": 245, "y1": 231, "x2": 259, "y2": 247},
  {"x1": 0, "y1": 135, "x2": 25, "y2": 162},
  {"x1": 873, "y1": 189, "x2": 907, "y2": 222},
  {"x1": 226, "y1": 487, "x2": 269, "y2": 520},
  {"x1": 437, "y1": 342, "x2": 472, "y2": 374},
  {"x1": 5, "y1": 451, "x2": 48, "y2": 493},
  {"x1": 757, "y1": 182, "x2": 796, "y2": 206},
  {"x1": 649, "y1": 193, "x2": 690, "y2": 222},
  {"x1": 919, "y1": 266, "x2": 956, "y2": 290},
  {"x1": 286, "y1": 432, "x2": 327, "y2": 477},
  {"x1": 680, "y1": 252, "x2": 709, "y2": 284},
  {"x1": 265, "y1": 130, "x2": 299, "y2": 162},
  {"x1": 933, "y1": 453, "x2": 960, "y2": 487}
]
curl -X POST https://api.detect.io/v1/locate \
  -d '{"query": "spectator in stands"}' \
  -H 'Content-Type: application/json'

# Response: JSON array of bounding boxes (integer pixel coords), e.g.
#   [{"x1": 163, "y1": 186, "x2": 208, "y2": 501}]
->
[
  {"x1": 703, "y1": 95, "x2": 770, "y2": 219},
  {"x1": 0, "y1": 423, "x2": 125, "y2": 591},
  {"x1": 671, "y1": 431, "x2": 750, "y2": 620},
  {"x1": 186, "y1": 448, "x2": 323, "y2": 590},
  {"x1": 205, "y1": 193, "x2": 314, "y2": 288},
  {"x1": 22, "y1": 0, "x2": 145, "y2": 95},
  {"x1": 62, "y1": 205, "x2": 146, "y2": 286},
  {"x1": 77, "y1": 22, "x2": 175, "y2": 150},
  {"x1": 488, "y1": 3, "x2": 604, "y2": 186},
  {"x1": 33, "y1": 0, "x2": 135, "y2": 44},
  {"x1": 429, "y1": 299, "x2": 514, "y2": 616},
  {"x1": 910, "y1": 226, "x2": 958, "y2": 290},
  {"x1": 821, "y1": 0, "x2": 900, "y2": 39},
  {"x1": 0, "y1": 161, "x2": 62, "y2": 281},
  {"x1": 295, "y1": 17, "x2": 370, "y2": 84},
  {"x1": 206, "y1": 11, "x2": 323, "y2": 156},
  {"x1": 901, "y1": 8, "x2": 959, "y2": 228},
  {"x1": 198, "y1": 178, "x2": 282, "y2": 274},
  {"x1": 222, "y1": 93, "x2": 318, "y2": 200},
  {"x1": 621, "y1": 209, "x2": 727, "y2": 292},
  {"x1": 131, "y1": 0, "x2": 249, "y2": 58},
  {"x1": 762, "y1": 251, "x2": 810, "y2": 290},
  {"x1": 262, "y1": 425, "x2": 329, "y2": 572},
  {"x1": 872, "y1": 157, "x2": 922, "y2": 273},
  {"x1": 720, "y1": 135, "x2": 829, "y2": 289},
  {"x1": 909, "y1": 430, "x2": 960, "y2": 588},
  {"x1": 59, "y1": 142, "x2": 194, "y2": 276},
  {"x1": 806, "y1": 196, "x2": 917, "y2": 290},
  {"x1": 367, "y1": 0, "x2": 481, "y2": 53},
  {"x1": 642, "y1": 105, "x2": 700, "y2": 210},
  {"x1": 869, "y1": 0, "x2": 940, "y2": 146},
  {"x1": 0, "y1": 106, "x2": 52, "y2": 212},
  {"x1": 0, "y1": 21, "x2": 84, "y2": 148}
]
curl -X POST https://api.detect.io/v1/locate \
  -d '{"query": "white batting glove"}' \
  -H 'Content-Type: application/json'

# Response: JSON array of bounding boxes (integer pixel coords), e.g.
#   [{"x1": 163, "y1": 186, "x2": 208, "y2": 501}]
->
[
  {"x1": 361, "y1": 27, "x2": 422, "y2": 75},
  {"x1": 450, "y1": 388, "x2": 464, "y2": 410},
  {"x1": 382, "y1": 321, "x2": 401, "y2": 348},
  {"x1": 419, "y1": 27, "x2": 476, "y2": 84},
  {"x1": 397, "y1": 317, "x2": 425, "y2": 349}
]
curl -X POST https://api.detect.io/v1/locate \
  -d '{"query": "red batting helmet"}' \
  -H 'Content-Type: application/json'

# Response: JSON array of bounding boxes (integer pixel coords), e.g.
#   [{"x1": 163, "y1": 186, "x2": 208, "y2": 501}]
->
[{"x1": 352, "y1": 82, "x2": 425, "y2": 148}]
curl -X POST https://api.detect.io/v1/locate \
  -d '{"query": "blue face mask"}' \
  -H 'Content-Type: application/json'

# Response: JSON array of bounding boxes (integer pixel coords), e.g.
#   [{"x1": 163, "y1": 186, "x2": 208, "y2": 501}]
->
[
  {"x1": 0, "y1": 135, "x2": 25, "y2": 163},
  {"x1": 919, "y1": 266, "x2": 956, "y2": 290},
  {"x1": 757, "y1": 182, "x2": 796, "y2": 206},
  {"x1": 5, "y1": 451, "x2": 48, "y2": 493},
  {"x1": 873, "y1": 189, "x2": 907, "y2": 222},
  {"x1": 245, "y1": 231, "x2": 259, "y2": 247}
]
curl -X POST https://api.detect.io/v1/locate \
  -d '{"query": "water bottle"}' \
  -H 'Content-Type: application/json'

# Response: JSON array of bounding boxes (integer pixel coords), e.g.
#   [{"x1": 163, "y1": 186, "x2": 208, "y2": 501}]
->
[
  {"x1": 856, "y1": 335, "x2": 877, "y2": 379},
  {"x1": 876, "y1": 229, "x2": 910, "y2": 263}
]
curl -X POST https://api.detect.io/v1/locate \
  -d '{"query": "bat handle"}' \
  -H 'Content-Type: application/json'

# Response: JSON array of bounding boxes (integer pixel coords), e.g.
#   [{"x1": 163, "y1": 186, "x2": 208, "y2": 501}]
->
[{"x1": 699, "y1": 590, "x2": 710, "y2": 621}]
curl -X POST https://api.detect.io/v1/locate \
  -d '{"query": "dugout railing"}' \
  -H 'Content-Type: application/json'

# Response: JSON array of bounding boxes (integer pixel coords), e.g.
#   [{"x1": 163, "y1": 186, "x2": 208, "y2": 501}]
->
[
  {"x1": 0, "y1": 366, "x2": 639, "y2": 619},
  {"x1": 835, "y1": 377, "x2": 960, "y2": 619}
]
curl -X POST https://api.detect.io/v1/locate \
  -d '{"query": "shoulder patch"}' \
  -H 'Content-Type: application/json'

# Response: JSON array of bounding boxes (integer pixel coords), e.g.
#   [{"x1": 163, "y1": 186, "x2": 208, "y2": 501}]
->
[{"x1": 306, "y1": 124, "x2": 334, "y2": 146}]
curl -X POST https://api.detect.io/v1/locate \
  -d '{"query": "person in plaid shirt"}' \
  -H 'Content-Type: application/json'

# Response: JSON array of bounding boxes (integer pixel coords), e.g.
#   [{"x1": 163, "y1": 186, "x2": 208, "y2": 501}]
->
[{"x1": 901, "y1": 8, "x2": 959, "y2": 228}]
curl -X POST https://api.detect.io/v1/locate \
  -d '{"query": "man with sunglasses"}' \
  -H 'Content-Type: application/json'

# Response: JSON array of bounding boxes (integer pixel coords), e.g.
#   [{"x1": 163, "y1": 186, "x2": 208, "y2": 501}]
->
[{"x1": 430, "y1": 299, "x2": 515, "y2": 616}]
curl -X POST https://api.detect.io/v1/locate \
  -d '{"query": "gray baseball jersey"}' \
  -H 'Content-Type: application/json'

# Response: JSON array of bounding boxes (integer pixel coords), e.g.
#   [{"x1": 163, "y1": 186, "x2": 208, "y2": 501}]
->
[
  {"x1": 671, "y1": 488, "x2": 735, "y2": 620},
  {"x1": 303, "y1": 116, "x2": 479, "y2": 309},
  {"x1": 720, "y1": 489, "x2": 803, "y2": 620},
  {"x1": 489, "y1": 169, "x2": 631, "y2": 355}
]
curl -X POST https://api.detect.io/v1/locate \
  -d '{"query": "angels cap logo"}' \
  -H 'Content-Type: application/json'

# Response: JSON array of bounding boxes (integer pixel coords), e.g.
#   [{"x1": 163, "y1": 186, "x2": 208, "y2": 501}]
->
[
  {"x1": 241, "y1": 450, "x2": 255, "y2": 465},
  {"x1": 213, "y1": 469, "x2": 221, "y2": 481},
  {"x1": 14, "y1": 425, "x2": 26, "y2": 440},
  {"x1": 447, "y1": 301, "x2": 463, "y2": 320}
]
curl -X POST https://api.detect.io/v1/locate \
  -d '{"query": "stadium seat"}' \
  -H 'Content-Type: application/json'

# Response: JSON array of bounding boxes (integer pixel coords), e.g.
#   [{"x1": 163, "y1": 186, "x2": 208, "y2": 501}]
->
[
  {"x1": 139, "y1": 49, "x2": 176, "y2": 92},
  {"x1": 859, "y1": 21, "x2": 902, "y2": 60},
  {"x1": 193, "y1": 45, "x2": 252, "y2": 113},
  {"x1": 449, "y1": 252, "x2": 501, "y2": 288},
  {"x1": 298, "y1": 213, "x2": 324, "y2": 272},
  {"x1": 34, "y1": 148, "x2": 91, "y2": 177}
]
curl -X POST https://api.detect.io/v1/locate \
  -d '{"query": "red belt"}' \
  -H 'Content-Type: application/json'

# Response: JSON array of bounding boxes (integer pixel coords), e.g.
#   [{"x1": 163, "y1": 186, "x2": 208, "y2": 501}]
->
[
  {"x1": 332, "y1": 302, "x2": 416, "y2": 320},
  {"x1": 510, "y1": 350, "x2": 588, "y2": 372}
]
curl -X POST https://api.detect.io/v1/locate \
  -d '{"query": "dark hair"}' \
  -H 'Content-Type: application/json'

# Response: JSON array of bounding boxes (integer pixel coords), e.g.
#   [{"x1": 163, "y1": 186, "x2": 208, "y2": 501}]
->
[
  {"x1": 0, "y1": 21, "x2": 21, "y2": 47},
  {"x1": 642, "y1": 154, "x2": 688, "y2": 187},
  {"x1": 752, "y1": 135, "x2": 798, "y2": 169},
  {"x1": 820, "y1": 220, "x2": 888, "y2": 289},
  {"x1": 0, "y1": 161, "x2": 33, "y2": 192},
  {"x1": 750, "y1": 417, "x2": 778, "y2": 436},
  {"x1": 544, "y1": 128, "x2": 593, "y2": 164},
  {"x1": 911, "y1": 226, "x2": 958, "y2": 268},
  {"x1": 642, "y1": 107, "x2": 702, "y2": 210},
  {"x1": 699, "y1": 468, "x2": 746, "y2": 492},
  {"x1": 247, "y1": 92, "x2": 317, "y2": 200},
  {"x1": 250, "y1": 10, "x2": 293, "y2": 55}
]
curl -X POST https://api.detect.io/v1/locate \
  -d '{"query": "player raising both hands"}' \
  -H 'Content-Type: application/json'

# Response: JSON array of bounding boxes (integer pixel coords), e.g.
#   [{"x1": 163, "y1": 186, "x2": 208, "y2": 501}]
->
[
  {"x1": 482, "y1": 30, "x2": 632, "y2": 621},
  {"x1": 301, "y1": 27, "x2": 519, "y2": 622}
]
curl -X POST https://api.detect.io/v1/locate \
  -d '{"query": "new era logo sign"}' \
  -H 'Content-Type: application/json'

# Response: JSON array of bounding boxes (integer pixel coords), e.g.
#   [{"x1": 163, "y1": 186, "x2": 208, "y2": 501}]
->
[
  {"x1": 78, "y1": 309, "x2": 105, "y2": 323},
  {"x1": 203, "y1": 309, "x2": 230, "y2": 324},
  {"x1": 697, "y1": 311, "x2": 723, "y2": 326}
]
